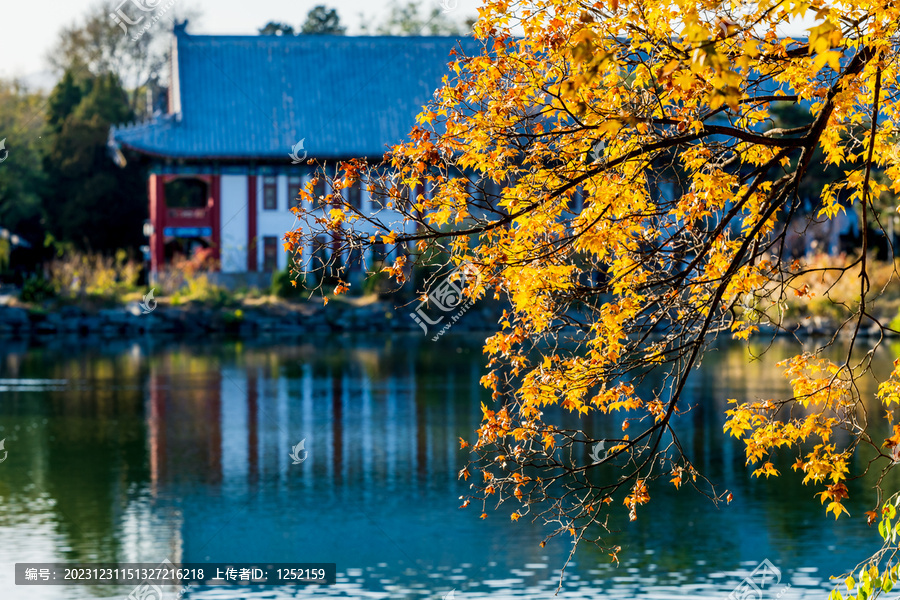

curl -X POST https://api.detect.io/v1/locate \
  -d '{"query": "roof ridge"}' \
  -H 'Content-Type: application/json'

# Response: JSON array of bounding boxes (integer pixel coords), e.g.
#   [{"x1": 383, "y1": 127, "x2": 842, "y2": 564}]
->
[
  {"x1": 113, "y1": 112, "x2": 177, "y2": 134},
  {"x1": 111, "y1": 34, "x2": 480, "y2": 160}
]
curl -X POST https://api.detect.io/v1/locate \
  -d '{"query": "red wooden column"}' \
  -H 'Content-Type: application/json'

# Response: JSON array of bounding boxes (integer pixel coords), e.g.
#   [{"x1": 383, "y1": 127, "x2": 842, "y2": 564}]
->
[
  {"x1": 210, "y1": 174, "x2": 221, "y2": 266},
  {"x1": 148, "y1": 368, "x2": 166, "y2": 494},
  {"x1": 149, "y1": 173, "x2": 166, "y2": 274},
  {"x1": 247, "y1": 175, "x2": 257, "y2": 272}
]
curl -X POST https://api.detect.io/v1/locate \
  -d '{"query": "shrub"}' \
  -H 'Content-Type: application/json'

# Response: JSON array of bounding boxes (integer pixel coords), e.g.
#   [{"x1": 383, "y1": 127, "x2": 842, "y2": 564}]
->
[
  {"x1": 271, "y1": 268, "x2": 305, "y2": 299},
  {"x1": 21, "y1": 274, "x2": 56, "y2": 303},
  {"x1": 162, "y1": 248, "x2": 232, "y2": 306},
  {"x1": 761, "y1": 253, "x2": 900, "y2": 326},
  {"x1": 46, "y1": 250, "x2": 141, "y2": 300},
  {"x1": 891, "y1": 308, "x2": 900, "y2": 333},
  {"x1": 362, "y1": 270, "x2": 391, "y2": 297}
]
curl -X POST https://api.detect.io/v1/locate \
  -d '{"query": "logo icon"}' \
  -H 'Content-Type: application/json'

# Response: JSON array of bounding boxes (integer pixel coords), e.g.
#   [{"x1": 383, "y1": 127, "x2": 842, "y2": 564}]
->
[
  {"x1": 125, "y1": 581, "x2": 164, "y2": 600},
  {"x1": 442, "y1": 589, "x2": 456, "y2": 600},
  {"x1": 289, "y1": 439, "x2": 308, "y2": 464},
  {"x1": 0, "y1": 438, "x2": 7, "y2": 463},
  {"x1": 410, "y1": 261, "x2": 482, "y2": 335},
  {"x1": 0, "y1": 138, "x2": 8, "y2": 163},
  {"x1": 727, "y1": 558, "x2": 782, "y2": 600},
  {"x1": 589, "y1": 440, "x2": 606, "y2": 464},
  {"x1": 440, "y1": 0, "x2": 458, "y2": 12},
  {"x1": 109, "y1": 0, "x2": 161, "y2": 34},
  {"x1": 289, "y1": 139, "x2": 307, "y2": 164},
  {"x1": 140, "y1": 288, "x2": 157, "y2": 314}
]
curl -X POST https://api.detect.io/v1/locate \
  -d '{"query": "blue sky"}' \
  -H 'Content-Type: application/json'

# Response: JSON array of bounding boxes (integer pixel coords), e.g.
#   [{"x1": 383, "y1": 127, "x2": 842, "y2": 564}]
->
[{"x1": 1, "y1": 0, "x2": 482, "y2": 85}]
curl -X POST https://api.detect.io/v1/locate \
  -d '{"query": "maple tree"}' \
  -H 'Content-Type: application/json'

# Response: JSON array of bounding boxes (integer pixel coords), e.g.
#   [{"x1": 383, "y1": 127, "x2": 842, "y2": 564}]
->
[{"x1": 288, "y1": 0, "x2": 900, "y2": 593}]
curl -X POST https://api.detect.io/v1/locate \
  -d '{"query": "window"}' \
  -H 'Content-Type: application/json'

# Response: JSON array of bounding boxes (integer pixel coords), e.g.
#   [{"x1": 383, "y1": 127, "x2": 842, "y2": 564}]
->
[
  {"x1": 367, "y1": 181, "x2": 387, "y2": 209},
  {"x1": 347, "y1": 246, "x2": 364, "y2": 272},
  {"x1": 347, "y1": 180, "x2": 362, "y2": 209},
  {"x1": 288, "y1": 176, "x2": 303, "y2": 210},
  {"x1": 384, "y1": 173, "x2": 410, "y2": 211},
  {"x1": 312, "y1": 236, "x2": 328, "y2": 270},
  {"x1": 263, "y1": 236, "x2": 279, "y2": 272},
  {"x1": 164, "y1": 178, "x2": 207, "y2": 209},
  {"x1": 397, "y1": 184, "x2": 410, "y2": 211},
  {"x1": 313, "y1": 176, "x2": 326, "y2": 204},
  {"x1": 263, "y1": 177, "x2": 277, "y2": 210}
]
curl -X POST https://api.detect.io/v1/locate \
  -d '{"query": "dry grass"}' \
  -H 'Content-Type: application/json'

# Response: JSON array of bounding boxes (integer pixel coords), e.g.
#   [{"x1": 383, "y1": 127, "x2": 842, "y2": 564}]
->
[
  {"x1": 47, "y1": 250, "x2": 141, "y2": 301},
  {"x1": 757, "y1": 253, "x2": 900, "y2": 330}
]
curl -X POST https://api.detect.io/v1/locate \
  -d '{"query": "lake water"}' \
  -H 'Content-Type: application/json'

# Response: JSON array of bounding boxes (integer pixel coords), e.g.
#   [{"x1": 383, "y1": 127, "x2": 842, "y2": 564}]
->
[{"x1": 0, "y1": 333, "x2": 896, "y2": 600}]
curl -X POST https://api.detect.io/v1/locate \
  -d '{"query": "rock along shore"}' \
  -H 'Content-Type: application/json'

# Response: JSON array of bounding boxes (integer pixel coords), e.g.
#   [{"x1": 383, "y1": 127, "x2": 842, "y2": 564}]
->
[
  {"x1": 0, "y1": 299, "x2": 884, "y2": 340},
  {"x1": 0, "y1": 300, "x2": 501, "y2": 339}
]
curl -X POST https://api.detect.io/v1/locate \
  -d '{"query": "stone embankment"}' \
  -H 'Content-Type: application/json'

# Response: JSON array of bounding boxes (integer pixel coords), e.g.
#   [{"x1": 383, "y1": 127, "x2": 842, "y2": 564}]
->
[{"x1": 0, "y1": 300, "x2": 500, "y2": 337}]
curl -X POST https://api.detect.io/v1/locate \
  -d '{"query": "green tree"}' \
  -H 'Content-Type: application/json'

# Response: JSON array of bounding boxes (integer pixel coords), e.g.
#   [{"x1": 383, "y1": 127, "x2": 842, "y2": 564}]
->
[
  {"x1": 258, "y1": 21, "x2": 296, "y2": 36},
  {"x1": 0, "y1": 80, "x2": 48, "y2": 251},
  {"x1": 300, "y1": 6, "x2": 346, "y2": 35},
  {"x1": 42, "y1": 71, "x2": 146, "y2": 253},
  {"x1": 367, "y1": 1, "x2": 469, "y2": 36},
  {"x1": 46, "y1": 70, "x2": 85, "y2": 134},
  {"x1": 48, "y1": 0, "x2": 198, "y2": 117}
]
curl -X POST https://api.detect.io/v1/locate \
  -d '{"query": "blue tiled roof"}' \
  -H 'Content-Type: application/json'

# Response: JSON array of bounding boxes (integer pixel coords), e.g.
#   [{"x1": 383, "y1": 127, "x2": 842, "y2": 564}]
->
[{"x1": 112, "y1": 30, "x2": 483, "y2": 161}]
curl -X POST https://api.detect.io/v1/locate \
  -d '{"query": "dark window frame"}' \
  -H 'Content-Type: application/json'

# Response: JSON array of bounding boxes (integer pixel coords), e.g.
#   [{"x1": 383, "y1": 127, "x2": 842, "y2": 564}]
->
[
  {"x1": 263, "y1": 176, "x2": 278, "y2": 211},
  {"x1": 164, "y1": 177, "x2": 208, "y2": 209},
  {"x1": 313, "y1": 177, "x2": 327, "y2": 205},
  {"x1": 371, "y1": 242, "x2": 387, "y2": 264},
  {"x1": 288, "y1": 176, "x2": 303, "y2": 210},
  {"x1": 347, "y1": 180, "x2": 362, "y2": 209},
  {"x1": 263, "y1": 236, "x2": 279, "y2": 272}
]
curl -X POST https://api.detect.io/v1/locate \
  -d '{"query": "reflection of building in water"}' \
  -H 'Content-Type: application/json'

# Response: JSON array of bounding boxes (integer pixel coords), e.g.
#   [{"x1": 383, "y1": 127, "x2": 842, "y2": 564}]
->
[
  {"x1": 134, "y1": 345, "x2": 497, "y2": 565},
  {"x1": 144, "y1": 350, "x2": 485, "y2": 494},
  {"x1": 148, "y1": 362, "x2": 223, "y2": 491},
  {"x1": 118, "y1": 496, "x2": 186, "y2": 564}
]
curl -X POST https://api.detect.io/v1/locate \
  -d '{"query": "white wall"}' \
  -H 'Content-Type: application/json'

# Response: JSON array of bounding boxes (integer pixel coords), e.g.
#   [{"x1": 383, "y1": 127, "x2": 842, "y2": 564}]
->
[{"x1": 220, "y1": 174, "x2": 248, "y2": 273}]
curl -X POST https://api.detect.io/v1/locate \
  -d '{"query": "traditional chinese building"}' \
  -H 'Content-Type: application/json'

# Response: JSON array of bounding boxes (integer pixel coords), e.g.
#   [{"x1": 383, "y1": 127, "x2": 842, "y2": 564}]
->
[{"x1": 110, "y1": 22, "x2": 480, "y2": 285}]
